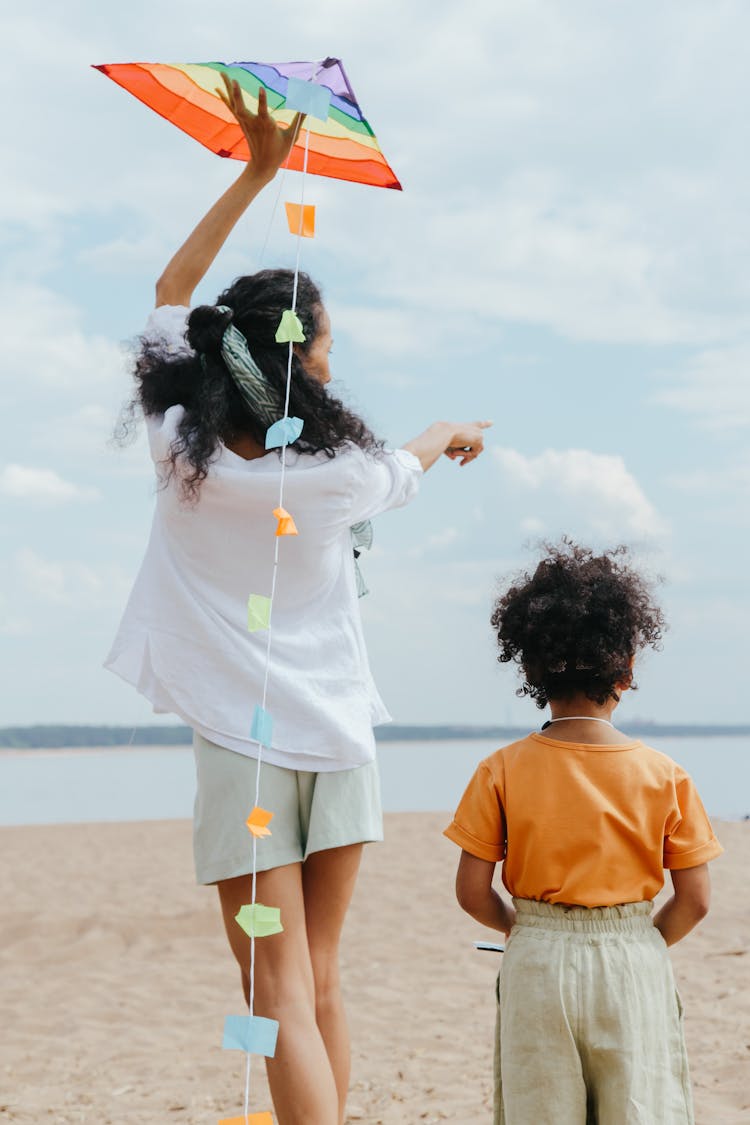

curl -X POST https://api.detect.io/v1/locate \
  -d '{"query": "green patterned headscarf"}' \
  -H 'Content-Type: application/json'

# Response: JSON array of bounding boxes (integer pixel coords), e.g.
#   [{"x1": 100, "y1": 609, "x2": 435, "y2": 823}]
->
[{"x1": 215, "y1": 305, "x2": 281, "y2": 427}]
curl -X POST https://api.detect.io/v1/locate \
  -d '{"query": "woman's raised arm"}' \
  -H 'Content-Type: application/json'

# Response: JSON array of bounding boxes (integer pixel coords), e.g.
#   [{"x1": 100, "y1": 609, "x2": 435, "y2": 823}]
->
[{"x1": 155, "y1": 77, "x2": 304, "y2": 308}]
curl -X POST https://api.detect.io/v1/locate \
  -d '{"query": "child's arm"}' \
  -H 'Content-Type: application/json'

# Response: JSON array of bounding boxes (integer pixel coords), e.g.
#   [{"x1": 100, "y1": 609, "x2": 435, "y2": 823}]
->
[
  {"x1": 653, "y1": 863, "x2": 711, "y2": 946},
  {"x1": 455, "y1": 851, "x2": 516, "y2": 936}
]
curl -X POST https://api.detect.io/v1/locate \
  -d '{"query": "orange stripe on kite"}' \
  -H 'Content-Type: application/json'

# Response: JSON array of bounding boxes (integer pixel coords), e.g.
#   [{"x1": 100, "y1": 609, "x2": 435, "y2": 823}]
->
[{"x1": 94, "y1": 59, "x2": 402, "y2": 190}]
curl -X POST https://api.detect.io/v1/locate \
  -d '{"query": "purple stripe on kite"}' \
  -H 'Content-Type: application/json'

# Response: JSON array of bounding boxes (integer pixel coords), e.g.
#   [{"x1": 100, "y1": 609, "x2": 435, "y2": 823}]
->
[
  {"x1": 229, "y1": 59, "x2": 365, "y2": 122},
  {"x1": 274, "y1": 58, "x2": 351, "y2": 98},
  {"x1": 323, "y1": 57, "x2": 359, "y2": 104}
]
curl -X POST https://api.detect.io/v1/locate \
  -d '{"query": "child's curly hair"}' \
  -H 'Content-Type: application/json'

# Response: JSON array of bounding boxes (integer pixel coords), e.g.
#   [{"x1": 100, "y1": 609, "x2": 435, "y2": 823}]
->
[{"x1": 491, "y1": 540, "x2": 665, "y2": 708}]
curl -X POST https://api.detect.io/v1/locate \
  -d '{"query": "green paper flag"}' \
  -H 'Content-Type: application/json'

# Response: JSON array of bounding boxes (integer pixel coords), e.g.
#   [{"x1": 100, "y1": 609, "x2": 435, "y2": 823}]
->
[
  {"x1": 275, "y1": 309, "x2": 306, "y2": 344},
  {"x1": 235, "y1": 903, "x2": 284, "y2": 938},
  {"x1": 247, "y1": 594, "x2": 272, "y2": 632}
]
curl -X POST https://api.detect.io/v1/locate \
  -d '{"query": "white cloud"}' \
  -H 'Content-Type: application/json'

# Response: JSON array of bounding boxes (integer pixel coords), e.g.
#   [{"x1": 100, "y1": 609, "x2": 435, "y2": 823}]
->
[
  {"x1": 363, "y1": 180, "x2": 741, "y2": 347},
  {"x1": 520, "y1": 516, "x2": 545, "y2": 535},
  {"x1": 14, "y1": 549, "x2": 129, "y2": 609},
  {"x1": 333, "y1": 304, "x2": 430, "y2": 358},
  {"x1": 408, "y1": 526, "x2": 459, "y2": 558},
  {"x1": 655, "y1": 345, "x2": 750, "y2": 429},
  {"x1": 0, "y1": 465, "x2": 98, "y2": 503},
  {"x1": 668, "y1": 459, "x2": 750, "y2": 495},
  {"x1": 492, "y1": 447, "x2": 666, "y2": 541},
  {"x1": 0, "y1": 282, "x2": 126, "y2": 391}
]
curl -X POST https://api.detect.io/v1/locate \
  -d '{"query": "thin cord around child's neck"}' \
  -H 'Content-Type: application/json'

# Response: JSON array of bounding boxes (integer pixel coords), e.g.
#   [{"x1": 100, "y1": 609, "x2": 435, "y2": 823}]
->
[{"x1": 541, "y1": 716, "x2": 615, "y2": 729}]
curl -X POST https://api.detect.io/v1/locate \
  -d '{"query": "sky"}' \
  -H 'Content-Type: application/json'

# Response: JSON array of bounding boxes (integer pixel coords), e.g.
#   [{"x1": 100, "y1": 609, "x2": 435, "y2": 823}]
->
[{"x1": 1, "y1": 0, "x2": 749, "y2": 728}]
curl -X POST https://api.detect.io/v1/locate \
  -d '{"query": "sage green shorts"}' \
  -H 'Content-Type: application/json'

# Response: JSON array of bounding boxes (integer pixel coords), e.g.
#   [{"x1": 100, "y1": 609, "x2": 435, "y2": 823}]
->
[
  {"x1": 192, "y1": 733, "x2": 383, "y2": 884},
  {"x1": 494, "y1": 899, "x2": 693, "y2": 1125}
]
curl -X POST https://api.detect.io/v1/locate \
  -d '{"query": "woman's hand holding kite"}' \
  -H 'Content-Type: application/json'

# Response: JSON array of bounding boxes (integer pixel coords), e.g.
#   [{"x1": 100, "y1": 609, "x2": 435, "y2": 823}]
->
[{"x1": 216, "y1": 74, "x2": 305, "y2": 186}]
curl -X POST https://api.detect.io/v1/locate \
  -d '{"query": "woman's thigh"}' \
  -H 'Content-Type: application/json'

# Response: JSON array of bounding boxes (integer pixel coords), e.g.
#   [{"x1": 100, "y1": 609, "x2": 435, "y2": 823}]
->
[
  {"x1": 217, "y1": 864, "x2": 316, "y2": 1010},
  {"x1": 303, "y1": 844, "x2": 363, "y2": 984},
  {"x1": 217, "y1": 844, "x2": 364, "y2": 997}
]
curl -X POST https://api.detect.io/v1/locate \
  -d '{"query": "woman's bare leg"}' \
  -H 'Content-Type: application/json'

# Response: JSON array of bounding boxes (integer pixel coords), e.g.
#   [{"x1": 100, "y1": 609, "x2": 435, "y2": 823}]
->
[
  {"x1": 217, "y1": 864, "x2": 339, "y2": 1125},
  {"x1": 303, "y1": 844, "x2": 364, "y2": 1125}
]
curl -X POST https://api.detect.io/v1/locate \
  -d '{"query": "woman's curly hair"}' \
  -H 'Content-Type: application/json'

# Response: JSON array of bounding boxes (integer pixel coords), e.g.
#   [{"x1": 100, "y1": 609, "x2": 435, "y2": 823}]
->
[
  {"x1": 491, "y1": 540, "x2": 665, "y2": 708},
  {"x1": 123, "y1": 269, "x2": 382, "y2": 501}
]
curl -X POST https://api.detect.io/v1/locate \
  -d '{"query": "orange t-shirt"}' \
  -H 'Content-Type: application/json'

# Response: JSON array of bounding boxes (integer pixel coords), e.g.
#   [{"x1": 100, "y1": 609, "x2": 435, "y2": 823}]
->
[{"x1": 444, "y1": 733, "x2": 723, "y2": 907}]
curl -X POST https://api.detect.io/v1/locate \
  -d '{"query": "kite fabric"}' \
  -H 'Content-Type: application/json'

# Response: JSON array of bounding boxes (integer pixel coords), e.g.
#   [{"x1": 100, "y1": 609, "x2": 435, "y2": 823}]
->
[{"x1": 93, "y1": 57, "x2": 402, "y2": 190}]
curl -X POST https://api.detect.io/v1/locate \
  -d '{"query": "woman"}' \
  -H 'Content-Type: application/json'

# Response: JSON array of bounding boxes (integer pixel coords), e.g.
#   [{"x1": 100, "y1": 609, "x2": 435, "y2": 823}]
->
[{"x1": 107, "y1": 77, "x2": 490, "y2": 1125}]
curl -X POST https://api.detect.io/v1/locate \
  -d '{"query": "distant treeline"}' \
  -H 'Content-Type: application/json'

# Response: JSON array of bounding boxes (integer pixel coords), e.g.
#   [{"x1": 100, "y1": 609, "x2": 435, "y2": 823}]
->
[{"x1": 1, "y1": 723, "x2": 749, "y2": 750}]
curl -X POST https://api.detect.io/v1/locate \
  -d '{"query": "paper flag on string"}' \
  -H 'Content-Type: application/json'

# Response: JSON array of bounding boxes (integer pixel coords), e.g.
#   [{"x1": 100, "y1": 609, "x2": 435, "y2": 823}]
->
[
  {"x1": 285, "y1": 75, "x2": 332, "y2": 121},
  {"x1": 246, "y1": 806, "x2": 274, "y2": 838},
  {"x1": 235, "y1": 903, "x2": 284, "y2": 938},
  {"x1": 219, "y1": 1114, "x2": 273, "y2": 1125},
  {"x1": 93, "y1": 59, "x2": 402, "y2": 190},
  {"x1": 251, "y1": 705, "x2": 273, "y2": 746},
  {"x1": 265, "y1": 416, "x2": 304, "y2": 450},
  {"x1": 284, "y1": 202, "x2": 316, "y2": 238},
  {"x1": 247, "y1": 594, "x2": 272, "y2": 632},
  {"x1": 351, "y1": 519, "x2": 374, "y2": 599},
  {"x1": 273, "y1": 507, "x2": 298, "y2": 537},
  {"x1": 350, "y1": 519, "x2": 373, "y2": 552},
  {"x1": 223, "y1": 1014, "x2": 279, "y2": 1057},
  {"x1": 275, "y1": 310, "x2": 305, "y2": 344}
]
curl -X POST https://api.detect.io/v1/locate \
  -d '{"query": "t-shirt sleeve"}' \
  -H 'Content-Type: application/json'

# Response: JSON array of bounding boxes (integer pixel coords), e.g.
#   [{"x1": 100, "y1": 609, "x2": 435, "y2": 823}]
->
[
  {"x1": 663, "y1": 767, "x2": 724, "y2": 869},
  {"x1": 443, "y1": 760, "x2": 506, "y2": 863},
  {"x1": 344, "y1": 445, "x2": 422, "y2": 524}
]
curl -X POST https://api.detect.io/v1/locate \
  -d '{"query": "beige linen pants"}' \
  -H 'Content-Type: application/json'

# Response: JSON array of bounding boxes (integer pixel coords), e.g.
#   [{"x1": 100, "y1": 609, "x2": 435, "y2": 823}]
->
[{"x1": 494, "y1": 899, "x2": 693, "y2": 1125}]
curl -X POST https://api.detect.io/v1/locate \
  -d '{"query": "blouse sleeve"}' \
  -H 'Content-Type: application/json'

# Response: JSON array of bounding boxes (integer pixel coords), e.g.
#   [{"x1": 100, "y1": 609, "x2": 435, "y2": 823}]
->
[
  {"x1": 343, "y1": 445, "x2": 423, "y2": 524},
  {"x1": 663, "y1": 767, "x2": 724, "y2": 870},
  {"x1": 443, "y1": 760, "x2": 507, "y2": 863},
  {"x1": 142, "y1": 305, "x2": 193, "y2": 356},
  {"x1": 141, "y1": 306, "x2": 192, "y2": 463}
]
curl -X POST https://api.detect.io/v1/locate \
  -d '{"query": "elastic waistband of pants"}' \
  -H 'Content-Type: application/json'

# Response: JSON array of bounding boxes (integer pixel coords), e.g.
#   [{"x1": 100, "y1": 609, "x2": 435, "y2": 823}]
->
[{"x1": 512, "y1": 897, "x2": 655, "y2": 934}]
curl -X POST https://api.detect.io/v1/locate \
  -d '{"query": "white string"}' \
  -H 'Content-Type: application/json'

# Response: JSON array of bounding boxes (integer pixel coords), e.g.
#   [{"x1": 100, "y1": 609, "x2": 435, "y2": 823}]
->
[
  {"x1": 257, "y1": 110, "x2": 308, "y2": 268},
  {"x1": 242, "y1": 118, "x2": 313, "y2": 1125},
  {"x1": 257, "y1": 169, "x2": 287, "y2": 269}
]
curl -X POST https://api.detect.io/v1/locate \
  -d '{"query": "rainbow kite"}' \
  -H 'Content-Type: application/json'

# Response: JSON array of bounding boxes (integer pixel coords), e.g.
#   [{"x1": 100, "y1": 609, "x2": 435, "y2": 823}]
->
[{"x1": 93, "y1": 57, "x2": 402, "y2": 190}]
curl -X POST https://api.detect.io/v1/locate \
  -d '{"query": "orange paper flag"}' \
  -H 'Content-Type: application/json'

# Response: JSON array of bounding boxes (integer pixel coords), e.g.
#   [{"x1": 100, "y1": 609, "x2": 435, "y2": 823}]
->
[
  {"x1": 284, "y1": 202, "x2": 316, "y2": 238},
  {"x1": 219, "y1": 1114, "x2": 273, "y2": 1125},
  {"x1": 273, "y1": 506, "x2": 298, "y2": 536},
  {"x1": 246, "y1": 806, "x2": 274, "y2": 838}
]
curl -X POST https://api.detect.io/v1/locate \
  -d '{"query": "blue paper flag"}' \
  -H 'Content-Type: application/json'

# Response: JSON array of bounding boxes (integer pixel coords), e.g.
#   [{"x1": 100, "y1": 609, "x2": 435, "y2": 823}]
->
[
  {"x1": 251, "y1": 705, "x2": 273, "y2": 747},
  {"x1": 265, "y1": 416, "x2": 304, "y2": 450},
  {"x1": 285, "y1": 76, "x2": 332, "y2": 121},
  {"x1": 222, "y1": 1014, "x2": 279, "y2": 1058}
]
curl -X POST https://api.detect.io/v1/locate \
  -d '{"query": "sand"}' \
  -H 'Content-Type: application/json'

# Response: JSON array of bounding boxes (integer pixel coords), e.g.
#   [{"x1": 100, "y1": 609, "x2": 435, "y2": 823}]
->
[{"x1": 0, "y1": 815, "x2": 747, "y2": 1124}]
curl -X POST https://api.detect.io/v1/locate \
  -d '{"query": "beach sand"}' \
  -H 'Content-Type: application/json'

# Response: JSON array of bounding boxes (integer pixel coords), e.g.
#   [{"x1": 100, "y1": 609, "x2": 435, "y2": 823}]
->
[{"x1": 1, "y1": 815, "x2": 747, "y2": 1124}]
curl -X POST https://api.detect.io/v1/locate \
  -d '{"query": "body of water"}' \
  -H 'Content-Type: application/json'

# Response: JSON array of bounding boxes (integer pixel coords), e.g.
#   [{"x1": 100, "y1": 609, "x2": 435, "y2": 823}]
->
[{"x1": 0, "y1": 736, "x2": 747, "y2": 826}]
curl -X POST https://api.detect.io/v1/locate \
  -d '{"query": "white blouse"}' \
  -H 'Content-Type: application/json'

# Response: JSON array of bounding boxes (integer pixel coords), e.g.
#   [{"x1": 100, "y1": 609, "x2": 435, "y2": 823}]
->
[{"x1": 105, "y1": 306, "x2": 422, "y2": 771}]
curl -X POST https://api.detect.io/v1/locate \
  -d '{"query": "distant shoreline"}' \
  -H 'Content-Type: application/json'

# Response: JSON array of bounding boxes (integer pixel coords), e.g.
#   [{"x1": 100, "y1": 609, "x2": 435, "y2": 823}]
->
[{"x1": 1, "y1": 722, "x2": 748, "y2": 750}]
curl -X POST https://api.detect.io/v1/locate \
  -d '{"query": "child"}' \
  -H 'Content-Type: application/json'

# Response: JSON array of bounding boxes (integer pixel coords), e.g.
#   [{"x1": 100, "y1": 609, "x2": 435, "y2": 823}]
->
[{"x1": 444, "y1": 541, "x2": 722, "y2": 1125}]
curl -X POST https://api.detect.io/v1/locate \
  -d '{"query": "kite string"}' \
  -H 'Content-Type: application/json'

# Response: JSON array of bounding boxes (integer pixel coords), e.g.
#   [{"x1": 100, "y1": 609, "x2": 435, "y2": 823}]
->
[
  {"x1": 257, "y1": 109, "x2": 308, "y2": 268},
  {"x1": 257, "y1": 172, "x2": 286, "y2": 269},
  {"x1": 242, "y1": 117, "x2": 313, "y2": 1123}
]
